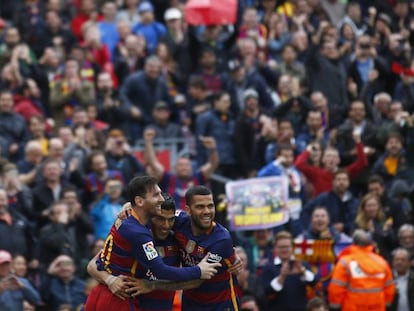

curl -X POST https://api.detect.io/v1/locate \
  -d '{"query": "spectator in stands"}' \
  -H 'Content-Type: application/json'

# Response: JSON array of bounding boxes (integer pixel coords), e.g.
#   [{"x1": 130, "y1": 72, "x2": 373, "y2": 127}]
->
[
  {"x1": 32, "y1": 158, "x2": 69, "y2": 228},
  {"x1": 235, "y1": 246, "x2": 267, "y2": 311},
  {"x1": 296, "y1": 109, "x2": 329, "y2": 153},
  {"x1": 0, "y1": 89, "x2": 27, "y2": 162},
  {"x1": 49, "y1": 58, "x2": 95, "y2": 128},
  {"x1": 258, "y1": 144, "x2": 303, "y2": 235},
  {"x1": 162, "y1": 7, "x2": 190, "y2": 78},
  {"x1": 353, "y1": 193, "x2": 397, "y2": 262},
  {"x1": 348, "y1": 34, "x2": 390, "y2": 97},
  {"x1": 301, "y1": 169, "x2": 359, "y2": 235},
  {"x1": 336, "y1": 100, "x2": 378, "y2": 165},
  {"x1": 235, "y1": 89, "x2": 276, "y2": 177},
  {"x1": 132, "y1": 2, "x2": 166, "y2": 54},
  {"x1": 194, "y1": 47, "x2": 227, "y2": 94},
  {"x1": 90, "y1": 178, "x2": 123, "y2": 240},
  {"x1": 391, "y1": 248, "x2": 414, "y2": 311},
  {"x1": 186, "y1": 76, "x2": 210, "y2": 129},
  {"x1": 116, "y1": 0, "x2": 141, "y2": 28},
  {"x1": 42, "y1": 10, "x2": 76, "y2": 56},
  {"x1": 27, "y1": 115, "x2": 50, "y2": 156},
  {"x1": 239, "y1": 229, "x2": 274, "y2": 276},
  {"x1": 13, "y1": 79, "x2": 48, "y2": 126},
  {"x1": 82, "y1": 24, "x2": 111, "y2": 70},
  {"x1": 300, "y1": 206, "x2": 351, "y2": 243},
  {"x1": 306, "y1": 297, "x2": 329, "y2": 311},
  {"x1": 95, "y1": 71, "x2": 129, "y2": 134},
  {"x1": 295, "y1": 133, "x2": 367, "y2": 196},
  {"x1": 144, "y1": 101, "x2": 184, "y2": 139},
  {"x1": 83, "y1": 150, "x2": 123, "y2": 208},
  {"x1": 0, "y1": 250, "x2": 41, "y2": 310},
  {"x1": 97, "y1": 2, "x2": 119, "y2": 58},
  {"x1": 397, "y1": 224, "x2": 414, "y2": 264},
  {"x1": 40, "y1": 255, "x2": 86, "y2": 311},
  {"x1": 196, "y1": 91, "x2": 239, "y2": 178},
  {"x1": 0, "y1": 189, "x2": 36, "y2": 261},
  {"x1": 60, "y1": 186, "x2": 94, "y2": 266},
  {"x1": 277, "y1": 44, "x2": 307, "y2": 80},
  {"x1": 226, "y1": 58, "x2": 275, "y2": 115},
  {"x1": 39, "y1": 200, "x2": 89, "y2": 270},
  {"x1": 306, "y1": 28, "x2": 348, "y2": 128},
  {"x1": 120, "y1": 55, "x2": 171, "y2": 139},
  {"x1": 114, "y1": 34, "x2": 146, "y2": 85},
  {"x1": 372, "y1": 131, "x2": 414, "y2": 186},
  {"x1": 261, "y1": 231, "x2": 316, "y2": 311},
  {"x1": 367, "y1": 175, "x2": 406, "y2": 235},
  {"x1": 240, "y1": 295, "x2": 261, "y2": 311},
  {"x1": 265, "y1": 118, "x2": 297, "y2": 163},
  {"x1": 104, "y1": 129, "x2": 145, "y2": 182},
  {"x1": 1, "y1": 162, "x2": 34, "y2": 220},
  {"x1": 17, "y1": 140, "x2": 44, "y2": 187},
  {"x1": 144, "y1": 127, "x2": 218, "y2": 209}
]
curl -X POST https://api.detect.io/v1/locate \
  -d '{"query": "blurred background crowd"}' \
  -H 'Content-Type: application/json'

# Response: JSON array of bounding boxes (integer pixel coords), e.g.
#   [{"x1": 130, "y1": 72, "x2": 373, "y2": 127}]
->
[{"x1": 0, "y1": 0, "x2": 414, "y2": 310}]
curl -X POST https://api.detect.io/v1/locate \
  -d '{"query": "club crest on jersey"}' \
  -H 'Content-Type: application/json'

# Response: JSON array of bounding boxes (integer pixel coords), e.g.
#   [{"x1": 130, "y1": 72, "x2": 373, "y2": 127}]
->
[
  {"x1": 156, "y1": 246, "x2": 165, "y2": 258},
  {"x1": 186, "y1": 240, "x2": 196, "y2": 253},
  {"x1": 142, "y1": 241, "x2": 158, "y2": 260},
  {"x1": 197, "y1": 246, "x2": 205, "y2": 258}
]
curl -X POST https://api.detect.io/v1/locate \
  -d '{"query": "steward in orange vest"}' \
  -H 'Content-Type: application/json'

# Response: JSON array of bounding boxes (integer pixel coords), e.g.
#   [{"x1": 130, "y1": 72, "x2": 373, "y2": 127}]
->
[{"x1": 328, "y1": 229, "x2": 395, "y2": 311}]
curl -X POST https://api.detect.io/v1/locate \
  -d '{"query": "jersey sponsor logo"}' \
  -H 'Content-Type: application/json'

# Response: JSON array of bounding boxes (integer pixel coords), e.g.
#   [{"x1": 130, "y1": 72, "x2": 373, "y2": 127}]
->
[
  {"x1": 186, "y1": 240, "x2": 196, "y2": 253},
  {"x1": 143, "y1": 241, "x2": 158, "y2": 260}
]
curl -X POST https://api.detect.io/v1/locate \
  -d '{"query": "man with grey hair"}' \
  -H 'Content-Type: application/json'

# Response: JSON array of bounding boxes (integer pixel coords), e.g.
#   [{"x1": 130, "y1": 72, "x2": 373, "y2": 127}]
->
[
  {"x1": 120, "y1": 55, "x2": 172, "y2": 140},
  {"x1": 391, "y1": 248, "x2": 414, "y2": 311},
  {"x1": 398, "y1": 224, "x2": 414, "y2": 265},
  {"x1": 328, "y1": 229, "x2": 395, "y2": 311}
]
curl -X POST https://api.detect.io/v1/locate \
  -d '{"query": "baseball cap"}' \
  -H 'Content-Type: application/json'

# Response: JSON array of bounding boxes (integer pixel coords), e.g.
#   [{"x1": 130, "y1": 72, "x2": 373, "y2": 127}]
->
[
  {"x1": 164, "y1": 8, "x2": 182, "y2": 21},
  {"x1": 243, "y1": 88, "x2": 259, "y2": 102},
  {"x1": 138, "y1": 1, "x2": 154, "y2": 14},
  {"x1": 0, "y1": 250, "x2": 12, "y2": 264}
]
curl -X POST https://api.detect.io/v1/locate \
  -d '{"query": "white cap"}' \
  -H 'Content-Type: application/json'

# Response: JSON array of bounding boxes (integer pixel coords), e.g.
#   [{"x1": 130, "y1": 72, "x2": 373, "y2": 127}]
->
[{"x1": 164, "y1": 8, "x2": 182, "y2": 21}]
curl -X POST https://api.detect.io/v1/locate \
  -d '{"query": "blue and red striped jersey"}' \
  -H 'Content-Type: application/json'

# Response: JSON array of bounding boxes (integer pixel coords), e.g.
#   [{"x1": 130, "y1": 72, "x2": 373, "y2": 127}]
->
[
  {"x1": 174, "y1": 214, "x2": 241, "y2": 311},
  {"x1": 96, "y1": 210, "x2": 200, "y2": 310},
  {"x1": 160, "y1": 171, "x2": 205, "y2": 210}
]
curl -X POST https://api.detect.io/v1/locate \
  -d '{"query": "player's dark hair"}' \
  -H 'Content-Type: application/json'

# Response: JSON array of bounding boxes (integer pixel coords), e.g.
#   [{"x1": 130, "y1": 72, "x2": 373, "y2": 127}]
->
[
  {"x1": 161, "y1": 192, "x2": 175, "y2": 212},
  {"x1": 185, "y1": 185, "x2": 212, "y2": 205},
  {"x1": 127, "y1": 176, "x2": 159, "y2": 205}
]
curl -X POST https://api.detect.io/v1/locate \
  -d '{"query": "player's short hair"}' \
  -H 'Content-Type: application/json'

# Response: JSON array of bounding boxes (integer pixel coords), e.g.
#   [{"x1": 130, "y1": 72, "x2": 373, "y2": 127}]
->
[
  {"x1": 161, "y1": 192, "x2": 175, "y2": 212},
  {"x1": 185, "y1": 185, "x2": 212, "y2": 205},
  {"x1": 127, "y1": 176, "x2": 159, "y2": 205}
]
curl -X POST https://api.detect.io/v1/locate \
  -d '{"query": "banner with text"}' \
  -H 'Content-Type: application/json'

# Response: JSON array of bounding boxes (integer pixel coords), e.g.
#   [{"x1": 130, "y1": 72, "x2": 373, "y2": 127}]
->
[{"x1": 225, "y1": 177, "x2": 289, "y2": 231}]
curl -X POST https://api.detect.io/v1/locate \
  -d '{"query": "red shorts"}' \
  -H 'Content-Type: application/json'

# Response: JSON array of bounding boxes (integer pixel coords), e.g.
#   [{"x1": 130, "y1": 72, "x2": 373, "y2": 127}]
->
[{"x1": 84, "y1": 284, "x2": 140, "y2": 311}]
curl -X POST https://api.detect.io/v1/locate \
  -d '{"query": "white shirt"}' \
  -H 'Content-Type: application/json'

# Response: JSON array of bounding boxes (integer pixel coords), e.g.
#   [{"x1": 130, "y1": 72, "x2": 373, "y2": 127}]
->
[{"x1": 395, "y1": 272, "x2": 409, "y2": 311}]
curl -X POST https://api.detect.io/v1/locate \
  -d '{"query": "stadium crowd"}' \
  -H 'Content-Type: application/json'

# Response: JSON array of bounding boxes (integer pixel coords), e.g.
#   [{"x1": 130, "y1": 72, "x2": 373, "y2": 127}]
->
[{"x1": 0, "y1": 0, "x2": 414, "y2": 310}]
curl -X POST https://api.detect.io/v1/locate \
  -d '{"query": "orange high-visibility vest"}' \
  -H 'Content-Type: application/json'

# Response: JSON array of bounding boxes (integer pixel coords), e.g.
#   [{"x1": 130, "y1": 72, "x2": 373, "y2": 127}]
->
[{"x1": 328, "y1": 245, "x2": 395, "y2": 311}]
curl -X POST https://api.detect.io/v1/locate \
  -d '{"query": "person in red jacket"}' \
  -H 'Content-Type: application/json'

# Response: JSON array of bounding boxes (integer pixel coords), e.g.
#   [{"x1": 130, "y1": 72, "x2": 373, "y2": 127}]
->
[
  {"x1": 328, "y1": 229, "x2": 395, "y2": 311},
  {"x1": 294, "y1": 133, "x2": 367, "y2": 196}
]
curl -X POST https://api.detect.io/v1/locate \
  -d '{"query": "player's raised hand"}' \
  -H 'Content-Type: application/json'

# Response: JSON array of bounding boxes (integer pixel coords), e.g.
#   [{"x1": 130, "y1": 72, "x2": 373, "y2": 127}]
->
[
  {"x1": 198, "y1": 253, "x2": 221, "y2": 280},
  {"x1": 117, "y1": 202, "x2": 132, "y2": 220}
]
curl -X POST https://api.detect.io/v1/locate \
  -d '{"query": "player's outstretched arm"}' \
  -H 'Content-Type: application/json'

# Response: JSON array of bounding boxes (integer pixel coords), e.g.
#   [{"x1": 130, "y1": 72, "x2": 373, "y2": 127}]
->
[{"x1": 87, "y1": 252, "x2": 130, "y2": 300}]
